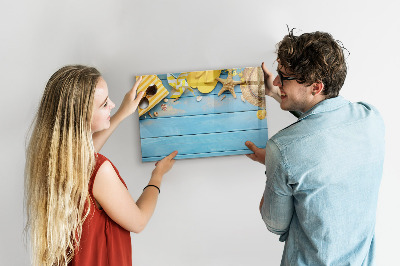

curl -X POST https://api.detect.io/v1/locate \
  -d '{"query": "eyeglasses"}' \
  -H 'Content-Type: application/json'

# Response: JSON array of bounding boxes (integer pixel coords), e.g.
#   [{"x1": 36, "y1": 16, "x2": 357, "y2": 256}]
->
[
  {"x1": 277, "y1": 70, "x2": 297, "y2": 86},
  {"x1": 139, "y1": 84, "x2": 158, "y2": 109}
]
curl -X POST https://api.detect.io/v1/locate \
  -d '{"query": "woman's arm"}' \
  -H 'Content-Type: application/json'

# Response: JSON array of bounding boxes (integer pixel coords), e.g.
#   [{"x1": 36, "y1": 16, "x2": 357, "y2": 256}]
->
[
  {"x1": 92, "y1": 77, "x2": 145, "y2": 152},
  {"x1": 93, "y1": 151, "x2": 178, "y2": 233}
]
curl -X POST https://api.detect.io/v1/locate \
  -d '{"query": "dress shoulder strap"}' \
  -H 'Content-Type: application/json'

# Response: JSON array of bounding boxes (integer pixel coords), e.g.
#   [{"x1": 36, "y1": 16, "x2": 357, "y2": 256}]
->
[{"x1": 88, "y1": 153, "x2": 108, "y2": 199}]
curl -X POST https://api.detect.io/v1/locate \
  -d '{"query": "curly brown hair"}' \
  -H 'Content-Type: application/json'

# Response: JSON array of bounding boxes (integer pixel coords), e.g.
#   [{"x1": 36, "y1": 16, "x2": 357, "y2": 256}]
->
[{"x1": 277, "y1": 30, "x2": 348, "y2": 98}]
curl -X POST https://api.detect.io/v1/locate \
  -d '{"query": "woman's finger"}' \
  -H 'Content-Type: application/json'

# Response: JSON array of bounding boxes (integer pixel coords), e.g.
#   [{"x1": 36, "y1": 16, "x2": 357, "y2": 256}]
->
[
  {"x1": 130, "y1": 76, "x2": 143, "y2": 95},
  {"x1": 135, "y1": 91, "x2": 145, "y2": 102}
]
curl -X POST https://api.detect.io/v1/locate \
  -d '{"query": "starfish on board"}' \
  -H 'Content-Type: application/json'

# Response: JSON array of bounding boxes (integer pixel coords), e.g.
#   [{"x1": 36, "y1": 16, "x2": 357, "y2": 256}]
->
[{"x1": 216, "y1": 69, "x2": 244, "y2": 99}]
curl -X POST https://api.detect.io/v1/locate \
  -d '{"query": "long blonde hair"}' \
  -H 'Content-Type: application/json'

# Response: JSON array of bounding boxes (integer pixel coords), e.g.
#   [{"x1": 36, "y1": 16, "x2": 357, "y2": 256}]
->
[{"x1": 25, "y1": 65, "x2": 101, "y2": 265}]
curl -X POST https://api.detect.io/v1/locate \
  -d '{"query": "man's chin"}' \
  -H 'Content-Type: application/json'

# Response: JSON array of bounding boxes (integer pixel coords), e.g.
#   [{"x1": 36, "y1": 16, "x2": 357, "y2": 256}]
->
[{"x1": 279, "y1": 103, "x2": 290, "y2": 111}]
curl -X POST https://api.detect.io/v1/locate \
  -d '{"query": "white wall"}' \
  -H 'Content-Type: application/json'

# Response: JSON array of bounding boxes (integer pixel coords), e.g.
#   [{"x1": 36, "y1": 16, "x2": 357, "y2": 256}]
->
[{"x1": 1, "y1": 0, "x2": 399, "y2": 265}]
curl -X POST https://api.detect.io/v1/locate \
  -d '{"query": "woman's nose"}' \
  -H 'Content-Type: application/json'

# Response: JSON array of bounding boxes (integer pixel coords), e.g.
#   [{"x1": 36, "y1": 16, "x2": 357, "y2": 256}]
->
[{"x1": 109, "y1": 100, "x2": 115, "y2": 109}]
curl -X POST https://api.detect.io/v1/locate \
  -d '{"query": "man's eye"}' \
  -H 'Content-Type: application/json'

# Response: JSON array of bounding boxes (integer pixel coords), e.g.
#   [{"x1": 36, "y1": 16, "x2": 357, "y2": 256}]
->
[{"x1": 103, "y1": 101, "x2": 108, "y2": 107}]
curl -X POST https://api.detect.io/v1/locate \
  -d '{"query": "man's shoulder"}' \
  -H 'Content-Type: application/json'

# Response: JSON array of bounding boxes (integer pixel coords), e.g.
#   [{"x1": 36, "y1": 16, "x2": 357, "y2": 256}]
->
[
  {"x1": 345, "y1": 101, "x2": 385, "y2": 132},
  {"x1": 269, "y1": 121, "x2": 305, "y2": 150},
  {"x1": 270, "y1": 98, "x2": 384, "y2": 149},
  {"x1": 352, "y1": 101, "x2": 383, "y2": 119}
]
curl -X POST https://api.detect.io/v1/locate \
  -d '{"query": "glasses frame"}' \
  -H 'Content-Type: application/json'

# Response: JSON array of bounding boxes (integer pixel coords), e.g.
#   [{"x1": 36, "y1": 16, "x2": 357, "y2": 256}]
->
[{"x1": 277, "y1": 70, "x2": 297, "y2": 86}]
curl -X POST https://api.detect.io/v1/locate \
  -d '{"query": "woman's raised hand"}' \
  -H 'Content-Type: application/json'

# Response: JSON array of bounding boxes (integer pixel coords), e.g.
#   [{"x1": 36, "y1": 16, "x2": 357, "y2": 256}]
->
[{"x1": 116, "y1": 76, "x2": 146, "y2": 119}]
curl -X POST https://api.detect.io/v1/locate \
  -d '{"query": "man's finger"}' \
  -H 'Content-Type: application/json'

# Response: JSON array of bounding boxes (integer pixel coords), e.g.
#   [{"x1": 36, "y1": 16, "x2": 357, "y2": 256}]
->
[
  {"x1": 246, "y1": 153, "x2": 256, "y2": 161},
  {"x1": 261, "y1": 62, "x2": 272, "y2": 77},
  {"x1": 245, "y1": 141, "x2": 258, "y2": 152}
]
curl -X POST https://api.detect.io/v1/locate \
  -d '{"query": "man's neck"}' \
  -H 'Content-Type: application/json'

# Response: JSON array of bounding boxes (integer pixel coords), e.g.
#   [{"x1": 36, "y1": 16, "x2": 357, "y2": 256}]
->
[{"x1": 301, "y1": 95, "x2": 327, "y2": 113}]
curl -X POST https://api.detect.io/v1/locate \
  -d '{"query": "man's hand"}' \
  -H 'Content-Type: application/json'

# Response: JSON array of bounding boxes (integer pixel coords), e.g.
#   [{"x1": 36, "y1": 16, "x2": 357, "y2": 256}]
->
[
  {"x1": 262, "y1": 62, "x2": 282, "y2": 103},
  {"x1": 245, "y1": 141, "x2": 266, "y2": 165}
]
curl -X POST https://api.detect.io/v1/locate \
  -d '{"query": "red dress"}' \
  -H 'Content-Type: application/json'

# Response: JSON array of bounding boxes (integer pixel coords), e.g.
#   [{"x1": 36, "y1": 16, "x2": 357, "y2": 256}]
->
[{"x1": 69, "y1": 153, "x2": 132, "y2": 266}]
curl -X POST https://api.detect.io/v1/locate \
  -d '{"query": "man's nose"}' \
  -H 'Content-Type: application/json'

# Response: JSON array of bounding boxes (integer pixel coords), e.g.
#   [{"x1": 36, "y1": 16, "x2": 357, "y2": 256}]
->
[{"x1": 273, "y1": 75, "x2": 280, "y2": 87}]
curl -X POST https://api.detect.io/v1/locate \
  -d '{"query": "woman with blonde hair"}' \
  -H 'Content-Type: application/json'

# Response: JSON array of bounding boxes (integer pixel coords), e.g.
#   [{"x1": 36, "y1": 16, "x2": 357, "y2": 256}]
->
[{"x1": 25, "y1": 65, "x2": 177, "y2": 266}]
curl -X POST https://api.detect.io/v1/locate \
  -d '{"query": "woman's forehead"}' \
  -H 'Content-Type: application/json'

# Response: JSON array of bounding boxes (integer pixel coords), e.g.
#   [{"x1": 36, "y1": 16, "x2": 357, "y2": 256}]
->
[{"x1": 94, "y1": 78, "x2": 108, "y2": 102}]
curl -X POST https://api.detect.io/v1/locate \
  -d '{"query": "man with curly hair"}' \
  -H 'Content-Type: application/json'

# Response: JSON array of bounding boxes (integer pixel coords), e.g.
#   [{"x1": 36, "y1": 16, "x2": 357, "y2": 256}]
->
[{"x1": 245, "y1": 30, "x2": 385, "y2": 265}]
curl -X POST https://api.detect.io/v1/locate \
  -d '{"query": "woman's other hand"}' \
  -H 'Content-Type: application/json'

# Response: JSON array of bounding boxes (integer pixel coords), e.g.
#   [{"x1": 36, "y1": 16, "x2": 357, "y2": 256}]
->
[{"x1": 152, "y1": 151, "x2": 178, "y2": 178}]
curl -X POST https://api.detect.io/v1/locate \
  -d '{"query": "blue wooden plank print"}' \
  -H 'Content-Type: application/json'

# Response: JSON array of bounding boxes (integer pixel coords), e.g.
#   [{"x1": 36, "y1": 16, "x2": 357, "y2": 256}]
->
[
  {"x1": 137, "y1": 67, "x2": 268, "y2": 162},
  {"x1": 140, "y1": 110, "x2": 267, "y2": 138},
  {"x1": 141, "y1": 128, "x2": 268, "y2": 159}
]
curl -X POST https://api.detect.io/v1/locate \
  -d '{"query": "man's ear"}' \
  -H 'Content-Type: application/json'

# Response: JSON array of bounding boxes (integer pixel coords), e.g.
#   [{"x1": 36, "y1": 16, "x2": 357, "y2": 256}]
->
[{"x1": 312, "y1": 82, "x2": 324, "y2": 96}]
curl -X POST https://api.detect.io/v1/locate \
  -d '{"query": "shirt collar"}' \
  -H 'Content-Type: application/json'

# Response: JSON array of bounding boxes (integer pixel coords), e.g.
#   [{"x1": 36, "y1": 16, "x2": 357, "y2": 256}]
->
[{"x1": 298, "y1": 95, "x2": 350, "y2": 121}]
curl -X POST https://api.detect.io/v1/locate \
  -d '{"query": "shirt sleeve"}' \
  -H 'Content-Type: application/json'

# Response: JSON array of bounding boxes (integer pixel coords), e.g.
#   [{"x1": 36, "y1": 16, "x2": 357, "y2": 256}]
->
[{"x1": 260, "y1": 139, "x2": 294, "y2": 241}]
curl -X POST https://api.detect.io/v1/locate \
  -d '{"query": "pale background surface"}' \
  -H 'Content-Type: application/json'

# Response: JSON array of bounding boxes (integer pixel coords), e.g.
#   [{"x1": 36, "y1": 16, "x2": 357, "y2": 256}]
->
[{"x1": 1, "y1": 0, "x2": 399, "y2": 265}]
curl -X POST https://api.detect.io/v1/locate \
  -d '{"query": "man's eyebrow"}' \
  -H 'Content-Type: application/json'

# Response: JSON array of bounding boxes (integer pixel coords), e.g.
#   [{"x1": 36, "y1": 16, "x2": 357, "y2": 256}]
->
[{"x1": 277, "y1": 68, "x2": 291, "y2": 76}]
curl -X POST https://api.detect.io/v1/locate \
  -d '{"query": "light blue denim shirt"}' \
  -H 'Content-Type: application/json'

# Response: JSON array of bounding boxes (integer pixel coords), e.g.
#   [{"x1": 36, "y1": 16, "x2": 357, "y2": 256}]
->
[{"x1": 260, "y1": 96, "x2": 385, "y2": 266}]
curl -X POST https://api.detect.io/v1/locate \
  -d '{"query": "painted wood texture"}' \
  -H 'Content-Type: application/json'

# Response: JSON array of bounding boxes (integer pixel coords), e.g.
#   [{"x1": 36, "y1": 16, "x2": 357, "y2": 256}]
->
[
  {"x1": 141, "y1": 129, "x2": 268, "y2": 161},
  {"x1": 140, "y1": 110, "x2": 267, "y2": 138},
  {"x1": 138, "y1": 68, "x2": 268, "y2": 162}
]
